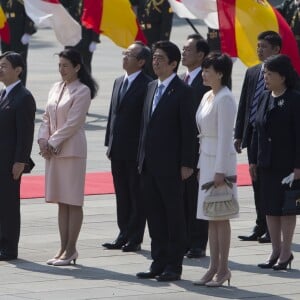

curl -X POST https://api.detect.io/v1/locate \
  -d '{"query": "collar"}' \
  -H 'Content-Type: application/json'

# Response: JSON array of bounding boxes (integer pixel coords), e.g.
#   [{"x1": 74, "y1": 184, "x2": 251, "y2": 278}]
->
[
  {"x1": 125, "y1": 70, "x2": 141, "y2": 85},
  {"x1": 186, "y1": 66, "x2": 202, "y2": 85},
  {"x1": 4, "y1": 80, "x2": 21, "y2": 96},
  {"x1": 158, "y1": 73, "x2": 176, "y2": 89}
]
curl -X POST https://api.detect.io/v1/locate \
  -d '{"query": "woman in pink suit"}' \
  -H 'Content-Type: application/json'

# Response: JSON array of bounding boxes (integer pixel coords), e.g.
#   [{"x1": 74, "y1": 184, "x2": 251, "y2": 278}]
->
[{"x1": 38, "y1": 49, "x2": 98, "y2": 266}]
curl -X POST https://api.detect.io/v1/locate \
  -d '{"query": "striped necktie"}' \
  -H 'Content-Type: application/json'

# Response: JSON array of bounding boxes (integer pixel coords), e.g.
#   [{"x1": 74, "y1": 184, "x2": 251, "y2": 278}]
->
[
  {"x1": 249, "y1": 70, "x2": 264, "y2": 125},
  {"x1": 0, "y1": 89, "x2": 6, "y2": 104}
]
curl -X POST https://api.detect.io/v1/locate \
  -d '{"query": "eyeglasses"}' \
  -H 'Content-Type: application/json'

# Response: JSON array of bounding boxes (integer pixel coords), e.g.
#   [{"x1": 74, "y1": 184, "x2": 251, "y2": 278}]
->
[{"x1": 122, "y1": 51, "x2": 138, "y2": 58}]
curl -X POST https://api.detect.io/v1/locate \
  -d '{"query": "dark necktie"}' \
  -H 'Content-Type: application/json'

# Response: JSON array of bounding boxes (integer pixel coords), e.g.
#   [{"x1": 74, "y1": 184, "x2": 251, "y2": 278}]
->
[
  {"x1": 184, "y1": 74, "x2": 190, "y2": 85},
  {"x1": 0, "y1": 89, "x2": 6, "y2": 104},
  {"x1": 249, "y1": 70, "x2": 264, "y2": 125},
  {"x1": 152, "y1": 84, "x2": 164, "y2": 114},
  {"x1": 118, "y1": 78, "x2": 129, "y2": 104}
]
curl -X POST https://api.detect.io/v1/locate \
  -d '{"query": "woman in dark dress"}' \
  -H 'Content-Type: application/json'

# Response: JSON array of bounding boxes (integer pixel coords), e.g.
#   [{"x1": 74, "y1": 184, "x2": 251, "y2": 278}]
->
[{"x1": 249, "y1": 54, "x2": 300, "y2": 270}]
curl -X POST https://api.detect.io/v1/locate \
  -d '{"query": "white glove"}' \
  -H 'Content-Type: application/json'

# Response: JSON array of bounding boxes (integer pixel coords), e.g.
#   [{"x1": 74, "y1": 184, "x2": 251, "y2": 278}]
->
[
  {"x1": 281, "y1": 172, "x2": 295, "y2": 187},
  {"x1": 21, "y1": 33, "x2": 31, "y2": 45},
  {"x1": 89, "y1": 41, "x2": 97, "y2": 52}
]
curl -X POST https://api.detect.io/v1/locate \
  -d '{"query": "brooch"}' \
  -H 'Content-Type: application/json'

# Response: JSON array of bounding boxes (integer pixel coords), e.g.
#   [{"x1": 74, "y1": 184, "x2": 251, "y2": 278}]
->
[
  {"x1": 167, "y1": 89, "x2": 174, "y2": 96},
  {"x1": 277, "y1": 99, "x2": 285, "y2": 107}
]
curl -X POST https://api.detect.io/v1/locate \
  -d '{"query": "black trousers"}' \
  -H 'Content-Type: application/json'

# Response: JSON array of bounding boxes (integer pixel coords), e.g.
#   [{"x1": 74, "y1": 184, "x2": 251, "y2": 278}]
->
[
  {"x1": 111, "y1": 159, "x2": 145, "y2": 244},
  {"x1": 141, "y1": 170, "x2": 187, "y2": 275},
  {"x1": 183, "y1": 172, "x2": 208, "y2": 250},
  {"x1": 0, "y1": 174, "x2": 21, "y2": 256},
  {"x1": 247, "y1": 143, "x2": 267, "y2": 233}
]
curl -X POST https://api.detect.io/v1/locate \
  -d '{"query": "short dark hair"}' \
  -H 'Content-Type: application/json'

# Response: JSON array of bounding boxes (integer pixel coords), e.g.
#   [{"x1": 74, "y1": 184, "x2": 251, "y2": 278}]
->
[
  {"x1": 264, "y1": 54, "x2": 297, "y2": 89},
  {"x1": 152, "y1": 40, "x2": 181, "y2": 72},
  {"x1": 257, "y1": 30, "x2": 282, "y2": 50},
  {"x1": 187, "y1": 34, "x2": 210, "y2": 56},
  {"x1": 58, "y1": 48, "x2": 99, "y2": 99},
  {"x1": 134, "y1": 41, "x2": 151, "y2": 68},
  {"x1": 0, "y1": 51, "x2": 25, "y2": 78},
  {"x1": 202, "y1": 52, "x2": 233, "y2": 88}
]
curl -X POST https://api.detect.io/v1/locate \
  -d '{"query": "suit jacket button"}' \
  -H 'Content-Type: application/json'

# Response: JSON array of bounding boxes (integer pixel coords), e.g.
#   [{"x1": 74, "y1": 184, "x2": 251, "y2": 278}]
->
[{"x1": 268, "y1": 138, "x2": 271, "y2": 142}]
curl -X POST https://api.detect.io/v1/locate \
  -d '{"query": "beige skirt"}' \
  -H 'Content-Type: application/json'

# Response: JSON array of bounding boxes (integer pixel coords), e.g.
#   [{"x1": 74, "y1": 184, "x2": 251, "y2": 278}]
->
[{"x1": 45, "y1": 157, "x2": 86, "y2": 206}]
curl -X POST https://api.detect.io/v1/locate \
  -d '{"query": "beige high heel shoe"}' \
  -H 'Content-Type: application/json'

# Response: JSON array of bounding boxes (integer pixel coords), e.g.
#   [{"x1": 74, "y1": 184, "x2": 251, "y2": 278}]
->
[
  {"x1": 193, "y1": 272, "x2": 216, "y2": 286},
  {"x1": 52, "y1": 251, "x2": 78, "y2": 266},
  {"x1": 46, "y1": 257, "x2": 59, "y2": 265},
  {"x1": 205, "y1": 270, "x2": 231, "y2": 287}
]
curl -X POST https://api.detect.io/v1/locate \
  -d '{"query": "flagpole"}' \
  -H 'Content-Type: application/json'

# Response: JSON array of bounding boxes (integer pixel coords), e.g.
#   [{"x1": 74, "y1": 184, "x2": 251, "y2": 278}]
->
[
  {"x1": 184, "y1": 18, "x2": 205, "y2": 39},
  {"x1": 185, "y1": 18, "x2": 199, "y2": 33}
]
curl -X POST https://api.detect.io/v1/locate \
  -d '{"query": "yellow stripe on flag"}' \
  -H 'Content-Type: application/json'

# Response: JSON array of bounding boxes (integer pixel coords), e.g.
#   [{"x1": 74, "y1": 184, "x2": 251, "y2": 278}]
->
[
  {"x1": 101, "y1": 0, "x2": 138, "y2": 48},
  {"x1": 0, "y1": 6, "x2": 7, "y2": 28},
  {"x1": 235, "y1": 0, "x2": 278, "y2": 66}
]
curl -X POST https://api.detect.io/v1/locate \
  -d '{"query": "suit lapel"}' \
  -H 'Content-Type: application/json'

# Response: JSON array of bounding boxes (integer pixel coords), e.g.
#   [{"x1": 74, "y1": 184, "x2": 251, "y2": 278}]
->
[
  {"x1": 0, "y1": 83, "x2": 22, "y2": 110},
  {"x1": 112, "y1": 76, "x2": 124, "y2": 111},
  {"x1": 151, "y1": 76, "x2": 178, "y2": 118}
]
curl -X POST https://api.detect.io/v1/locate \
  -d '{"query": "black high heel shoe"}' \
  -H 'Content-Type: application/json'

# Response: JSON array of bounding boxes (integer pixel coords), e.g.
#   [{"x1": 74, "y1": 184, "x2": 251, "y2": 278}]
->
[
  {"x1": 258, "y1": 256, "x2": 279, "y2": 269},
  {"x1": 272, "y1": 254, "x2": 294, "y2": 270}
]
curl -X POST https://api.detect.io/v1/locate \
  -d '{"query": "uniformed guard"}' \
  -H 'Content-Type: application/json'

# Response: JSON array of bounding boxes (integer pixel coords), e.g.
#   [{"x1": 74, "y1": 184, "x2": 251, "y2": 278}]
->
[
  {"x1": 130, "y1": 0, "x2": 173, "y2": 78},
  {"x1": 130, "y1": 0, "x2": 173, "y2": 47},
  {"x1": 274, "y1": 1, "x2": 300, "y2": 55},
  {"x1": 0, "y1": 0, "x2": 36, "y2": 85},
  {"x1": 206, "y1": 27, "x2": 221, "y2": 52},
  {"x1": 276, "y1": 0, "x2": 298, "y2": 25},
  {"x1": 61, "y1": 0, "x2": 100, "y2": 75}
]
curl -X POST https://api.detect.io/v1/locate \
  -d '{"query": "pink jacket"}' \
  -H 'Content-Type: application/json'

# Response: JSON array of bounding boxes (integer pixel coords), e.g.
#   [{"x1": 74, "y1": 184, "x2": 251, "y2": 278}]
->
[{"x1": 38, "y1": 79, "x2": 91, "y2": 158}]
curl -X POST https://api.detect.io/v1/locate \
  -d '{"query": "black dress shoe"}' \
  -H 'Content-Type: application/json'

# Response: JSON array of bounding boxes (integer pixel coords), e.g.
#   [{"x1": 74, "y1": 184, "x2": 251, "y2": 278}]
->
[
  {"x1": 122, "y1": 242, "x2": 141, "y2": 252},
  {"x1": 186, "y1": 248, "x2": 206, "y2": 259},
  {"x1": 0, "y1": 253, "x2": 17, "y2": 261},
  {"x1": 238, "y1": 232, "x2": 263, "y2": 241},
  {"x1": 102, "y1": 239, "x2": 127, "y2": 249},
  {"x1": 156, "y1": 271, "x2": 181, "y2": 282},
  {"x1": 258, "y1": 232, "x2": 271, "y2": 243},
  {"x1": 258, "y1": 257, "x2": 278, "y2": 269},
  {"x1": 273, "y1": 254, "x2": 294, "y2": 270},
  {"x1": 136, "y1": 270, "x2": 162, "y2": 279}
]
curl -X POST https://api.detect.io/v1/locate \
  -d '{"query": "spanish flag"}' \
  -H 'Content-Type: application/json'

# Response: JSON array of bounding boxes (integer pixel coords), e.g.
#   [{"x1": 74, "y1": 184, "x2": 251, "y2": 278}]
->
[
  {"x1": 217, "y1": 0, "x2": 300, "y2": 74},
  {"x1": 82, "y1": 0, "x2": 147, "y2": 48},
  {"x1": 0, "y1": 5, "x2": 10, "y2": 44}
]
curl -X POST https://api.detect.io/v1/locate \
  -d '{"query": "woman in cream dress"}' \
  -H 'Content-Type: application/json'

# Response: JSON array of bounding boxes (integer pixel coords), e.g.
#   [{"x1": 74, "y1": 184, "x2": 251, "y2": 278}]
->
[
  {"x1": 38, "y1": 49, "x2": 98, "y2": 266},
  {"x1": 194, "y1": 53, "x2": 237, "y2": 287}
]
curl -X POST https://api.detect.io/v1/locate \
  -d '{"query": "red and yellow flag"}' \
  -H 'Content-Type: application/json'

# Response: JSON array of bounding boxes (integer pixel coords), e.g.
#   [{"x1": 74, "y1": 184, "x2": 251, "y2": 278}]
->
[
  {"x1": 82, "y1": 0, "x2": 147, "y2": 48},
  {"x1": 217, "y1": 0, "x2": 300, "y2": 74},
  {"x1": 0, "y1": 5, "x2": 10, "y2": 43}
]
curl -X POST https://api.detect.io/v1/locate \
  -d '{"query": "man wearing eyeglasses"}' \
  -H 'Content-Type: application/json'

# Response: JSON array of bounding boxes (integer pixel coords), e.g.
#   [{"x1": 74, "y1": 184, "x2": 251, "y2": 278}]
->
[{"x1": 103, "y1": 42, "x2": 152, "y2": 252}]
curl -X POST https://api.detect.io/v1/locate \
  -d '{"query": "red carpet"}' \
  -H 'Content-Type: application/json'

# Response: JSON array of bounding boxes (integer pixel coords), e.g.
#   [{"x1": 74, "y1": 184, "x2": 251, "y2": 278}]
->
[{"x1": 20, "y1": 164, "x2": 251, "y2": 199}]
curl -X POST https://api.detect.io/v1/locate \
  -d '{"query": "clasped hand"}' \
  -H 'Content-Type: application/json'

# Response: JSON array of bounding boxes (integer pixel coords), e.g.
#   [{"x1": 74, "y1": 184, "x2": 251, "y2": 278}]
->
[{"x1": 38, "y1": 138, "x2": 53, "y2": 160}]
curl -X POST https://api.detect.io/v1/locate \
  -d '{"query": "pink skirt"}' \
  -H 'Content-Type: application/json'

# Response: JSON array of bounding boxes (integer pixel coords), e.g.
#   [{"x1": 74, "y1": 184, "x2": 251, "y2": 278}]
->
[{"x1": 45, "y1": 157, "x2": 86, "y2": 206}]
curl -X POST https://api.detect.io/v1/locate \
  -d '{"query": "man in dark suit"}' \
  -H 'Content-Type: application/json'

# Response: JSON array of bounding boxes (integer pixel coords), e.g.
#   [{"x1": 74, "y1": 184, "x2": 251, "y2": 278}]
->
[
  {"x1": 130, "y1": 0, "x2": 173, "y2": 78},
  {"x1": 0, "y1": 51, "x2": 36, "y2": 260},
  {"x1": 136, "y1": 40, "x2": 196, "y2": 281},
  {"x1": 234, "y1": 31, "x2": 281, "y2": 243},
  {"x1": 103, "y1": 42, "x2": 152, "y2": 252},
  {"x1": 181, "y1": 34, "x2": 210, "y2": 259},
  {"x1": 61, "y1": 0, "x2": 100, "y2": 74},
  {"x1": 0, "y1": 0, "x2": 36, "y2": 85}
]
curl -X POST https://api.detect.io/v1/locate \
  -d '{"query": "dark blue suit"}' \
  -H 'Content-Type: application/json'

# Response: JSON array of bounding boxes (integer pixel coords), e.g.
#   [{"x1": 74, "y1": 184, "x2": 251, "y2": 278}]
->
[
  {"x1": 105, "y1": 72, "x2": 152, "y2": 244},
  {"x1": 234, "y1": 63, "x2": 267, "y2": 232},
  {"x1": 180, "y1": 71, "x2": 210, "y2": 253},
  {"x1": 138, "y1": 75, "x2": 196, "y2": 275},
  {"x1": 0, "y1": 82, "x2": 36, "y2": 257}
]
